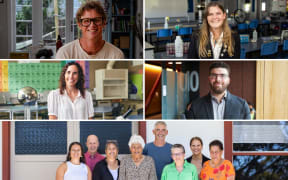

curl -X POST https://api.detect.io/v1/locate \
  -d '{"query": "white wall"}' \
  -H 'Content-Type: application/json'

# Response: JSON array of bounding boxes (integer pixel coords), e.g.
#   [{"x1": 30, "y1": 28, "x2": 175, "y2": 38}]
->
[
  {"x1": 145, "y1": 0, "x2": 188, "y2": 18},
  {"x1": 146, "y1": 121, "x2": 224, "y2": 158}
]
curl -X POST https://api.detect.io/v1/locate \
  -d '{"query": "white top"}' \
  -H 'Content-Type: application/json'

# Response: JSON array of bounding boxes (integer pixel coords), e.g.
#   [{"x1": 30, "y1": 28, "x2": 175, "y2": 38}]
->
[
  {"x1": 48, "y1": 89, "x2": 94, "y2": 120},
  {"x1": 55, "y1": 39, "x2": 124, "y2": 59},
  {"x1": 210, "y1": 32, "x2": 223, "y2": 59},
  {"x1": 109, "y1": 168, "x2": 118, "y2": 180},
  {"x1": 64, "y1": 162, "x2": 88, "y2": 180}
]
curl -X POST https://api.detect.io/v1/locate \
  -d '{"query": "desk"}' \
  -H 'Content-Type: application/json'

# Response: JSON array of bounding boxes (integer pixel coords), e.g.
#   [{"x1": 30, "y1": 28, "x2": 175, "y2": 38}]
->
[
  {"x1": 94, "y1": 106, "x2": 113, "y2": 119},
  {"x1": 152, "y1": 38, "x2": 283, "y2": 59},
  {"x1": 0, "y1": 105, "x2": 47, "y2": 120},
  {"x1": 241, "y1": 38, "x2": 282, "y2": 53},
  {"x1": 145, "y1": 23, "x2": 199, "y2": 44}
]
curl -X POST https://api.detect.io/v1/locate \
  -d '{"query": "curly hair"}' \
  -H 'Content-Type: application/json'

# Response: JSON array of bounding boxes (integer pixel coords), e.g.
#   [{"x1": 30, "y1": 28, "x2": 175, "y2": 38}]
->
[
  {"x1": 199, "y1": 2, "x2": 235, "y2": 58},
  {"x1": 66, "y1": 142, "x2": 86, "y2": 163},
  {"x1": 76, "y1": 1, "x2": 107, "y2": 25},
  {"x1": 59, "y1": 62, "x2": 85, "y2": 98}
]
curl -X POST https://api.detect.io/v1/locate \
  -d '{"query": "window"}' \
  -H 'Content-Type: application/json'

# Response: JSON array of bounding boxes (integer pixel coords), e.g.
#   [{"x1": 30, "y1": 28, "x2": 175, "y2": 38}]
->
[{"x1": 231, "y1": 121, "x2": 288, "y2": 180}]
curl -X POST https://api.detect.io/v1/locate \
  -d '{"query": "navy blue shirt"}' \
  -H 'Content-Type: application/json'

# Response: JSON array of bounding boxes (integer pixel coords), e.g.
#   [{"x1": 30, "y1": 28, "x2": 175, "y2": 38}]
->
[{"x1": 143, "y1": 142, "x2": 173, "y2": 180}]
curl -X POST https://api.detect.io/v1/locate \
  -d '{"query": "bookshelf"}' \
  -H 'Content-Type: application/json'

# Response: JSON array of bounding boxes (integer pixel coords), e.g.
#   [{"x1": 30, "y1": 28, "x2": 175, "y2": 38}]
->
[{"x1": 107, "y1": 0, "x2": 134, "y2": 58}]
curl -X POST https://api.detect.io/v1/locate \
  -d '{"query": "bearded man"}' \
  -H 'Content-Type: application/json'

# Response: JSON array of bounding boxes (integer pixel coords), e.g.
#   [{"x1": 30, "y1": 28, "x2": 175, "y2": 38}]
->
[{"x1": 186, "y1": 62, "x2": 250, "y2": 120}]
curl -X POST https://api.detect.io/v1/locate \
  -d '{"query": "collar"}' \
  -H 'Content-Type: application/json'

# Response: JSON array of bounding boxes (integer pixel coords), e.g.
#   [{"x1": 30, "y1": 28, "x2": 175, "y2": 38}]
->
[
  {"x1": 86, "y1": 151, "x2": 99, "y2": 159},
  {"x1": 210, "y1": 90, "x2": 227, "y2": 103},
  {"x1": 173, "y1": 160, "x2": 190, "y2": 168},
  {"x1": 210, "y1": 31, "x2": 224, "y2": 45},
  {"x1": 64, "y1": 89, "x2": 81, "y2": 98}
]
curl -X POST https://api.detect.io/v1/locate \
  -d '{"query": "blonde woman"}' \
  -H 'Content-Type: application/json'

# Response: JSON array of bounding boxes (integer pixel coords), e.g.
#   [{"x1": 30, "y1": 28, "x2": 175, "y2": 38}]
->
[{"x1": 188, "y1": 2, "x2": 240, "y2": 59}]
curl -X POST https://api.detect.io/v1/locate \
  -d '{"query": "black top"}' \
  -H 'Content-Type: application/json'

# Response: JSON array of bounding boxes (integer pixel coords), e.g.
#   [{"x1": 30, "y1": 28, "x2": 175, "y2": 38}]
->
[
  {"x1": 185, "y1": 91, "x2": 251, "y2": 119},
  {"x1": 93, "y1": 158, "x2": 120, "y2": 180},
  {"x1": 188, "y1": 31, "x2": 240, "y2": 59},
  {"x1": 186, "y1": 154, "x2": 210, "y2": 166}
]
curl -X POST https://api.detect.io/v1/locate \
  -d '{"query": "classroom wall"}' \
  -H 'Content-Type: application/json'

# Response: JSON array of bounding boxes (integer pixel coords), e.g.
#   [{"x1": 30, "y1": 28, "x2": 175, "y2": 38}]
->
[{"x1": 145, "y1": 0, "x2": 188, "y2": 18}]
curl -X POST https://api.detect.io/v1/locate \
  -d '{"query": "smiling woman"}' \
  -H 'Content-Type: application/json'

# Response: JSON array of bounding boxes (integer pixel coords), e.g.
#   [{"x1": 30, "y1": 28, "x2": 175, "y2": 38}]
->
[
  {"x1": 200, "y1": 140, "x2": 235, "y2": 180},
  {"x1": 56, "y1": 142, "x2": 92, "y2": 180},
  {"x1": 47, "y1": 62, "x2": 94, "y2": 120},
  {"x1": 93, "y1": 140, "x2": 120, "y2": 180},
  {"x1": 119, "y1": 135, "x2": 157, "y2": 180},
  {"x1": 188, "y1": 2, "x2": 240, "y2": 59}
]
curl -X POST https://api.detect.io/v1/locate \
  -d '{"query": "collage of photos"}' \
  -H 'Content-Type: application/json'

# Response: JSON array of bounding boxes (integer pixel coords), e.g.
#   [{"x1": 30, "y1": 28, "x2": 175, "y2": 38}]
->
[{"x1": 0, "y1": 0, "x2": 288, "y2": 180}]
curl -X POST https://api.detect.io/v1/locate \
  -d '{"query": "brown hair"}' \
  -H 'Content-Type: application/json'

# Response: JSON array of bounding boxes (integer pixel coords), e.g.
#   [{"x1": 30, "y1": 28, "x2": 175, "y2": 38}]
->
[
  {"x1": 59, "y1": 62, "x2": 85, "y2": 98},
  {"x1": 199, "y1": 2, "x2": 235, "y2": 57},
  {"x1": 189, "y1": 136, "x2": 203, "y2": 146},
  {"x1": 76, "y1": 1, "x2": 107, "y2": 24},
  {"x1": 66, "y1": 142, "x2": 85, "y2": 163}
]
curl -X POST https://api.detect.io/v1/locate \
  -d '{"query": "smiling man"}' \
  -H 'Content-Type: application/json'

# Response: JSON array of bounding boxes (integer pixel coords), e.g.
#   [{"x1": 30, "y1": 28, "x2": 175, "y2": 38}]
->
[
  {"x1": 143, "y1": 121, "x2": 172, "y2": 180},
  {"x1": 85, "y1": 134, "x2": 105, "y2": 172},
  {"x1": 56, "y1": 1, "x2": 124, "y2": 59},
  {"x1": 186, "y1": 62, "x2": 250, "y2": 119}
]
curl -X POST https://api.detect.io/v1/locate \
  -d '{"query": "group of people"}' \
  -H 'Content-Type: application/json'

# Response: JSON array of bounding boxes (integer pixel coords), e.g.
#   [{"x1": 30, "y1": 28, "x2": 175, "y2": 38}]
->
[{"x1": 56, "y1": 122, "x2": 235, "y2": 180}]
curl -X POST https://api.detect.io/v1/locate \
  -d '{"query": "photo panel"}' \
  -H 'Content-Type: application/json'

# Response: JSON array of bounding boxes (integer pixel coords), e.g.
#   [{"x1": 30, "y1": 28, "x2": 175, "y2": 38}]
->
[
  {"x1": 0, "y1": 60, "x2": 143, "y2": 120},
  {"x1": 145, "y1": 60, "x2": 288, "y2": 120},
  {"x1": 0, "y1": 121, "x2": 287, "y2": 180}
]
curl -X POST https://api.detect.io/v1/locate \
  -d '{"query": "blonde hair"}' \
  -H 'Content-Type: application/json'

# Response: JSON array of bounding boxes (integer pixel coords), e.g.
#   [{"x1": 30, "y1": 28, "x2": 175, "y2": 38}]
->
[{"x1": 199, "y1": 2, "x2": 235, "y2": 58}]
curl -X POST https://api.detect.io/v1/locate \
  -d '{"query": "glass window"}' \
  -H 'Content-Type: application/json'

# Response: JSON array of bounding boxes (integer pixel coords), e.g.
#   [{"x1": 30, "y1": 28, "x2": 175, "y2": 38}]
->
[
  {"x1": 233, "y1": 121, "x2": 288, "y2": 151},
  {"x1": 43, "y1": 0, "x2": 66, "y2": 46},
  {"x1": 16, "y1": 0, "x2": 32, "y2": 51},
  {"x1": 15, "y1": 0, "x2": 66, "y2": 52}
]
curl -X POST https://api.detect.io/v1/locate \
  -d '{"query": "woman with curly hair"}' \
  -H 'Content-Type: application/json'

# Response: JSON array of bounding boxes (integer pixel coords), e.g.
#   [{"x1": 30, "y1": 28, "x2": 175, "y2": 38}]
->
[
  {"x1": 48, "y1": 62, "x2": 94, "y2": 119},
  {"x1": 188, "y1": 2, "x2": 240, "y2": 59}
]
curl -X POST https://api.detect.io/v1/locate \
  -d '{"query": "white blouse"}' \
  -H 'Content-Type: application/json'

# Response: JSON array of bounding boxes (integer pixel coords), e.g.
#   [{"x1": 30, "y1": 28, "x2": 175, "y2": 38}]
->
[
  {"x1": 64, "y1": 162, "x2": 88, "y2": 180},
  {"x1": 48, "y1": 89, "x2": 94, "y2": 120},
  {"x1": 210, "y1": 32, "x2": 224, "y2": 59}
]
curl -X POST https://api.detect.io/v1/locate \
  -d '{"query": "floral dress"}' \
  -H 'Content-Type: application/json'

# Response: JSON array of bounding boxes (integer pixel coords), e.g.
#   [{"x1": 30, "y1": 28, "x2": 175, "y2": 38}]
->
[{"x1": 200, "y1": 160, "x2": 235, "y2": 180}]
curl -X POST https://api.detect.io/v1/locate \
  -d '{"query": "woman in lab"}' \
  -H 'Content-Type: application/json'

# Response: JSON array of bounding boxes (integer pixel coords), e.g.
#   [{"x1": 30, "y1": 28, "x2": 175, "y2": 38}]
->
[
  {"x1": 93, "y1": 140, "x2": 120, "y2": 180},
  {"x1": 48, "y1": 62, "x2": 94, "y2": 119},
  {"x1": 188, "y1": 2, "x2": 240, "y2": 59},
  {"x1": 200, "y1": 140, "x2": 235, "y2": 180},
  {"x1": 186, "y1": 137, "x2": 210, "y2": 175},
  {"x1": 56, "y1": 142, "x2": 92, "y2": 180},
  {"x1": 118, "y1": 135, "x2": 157, "y2": 180}
]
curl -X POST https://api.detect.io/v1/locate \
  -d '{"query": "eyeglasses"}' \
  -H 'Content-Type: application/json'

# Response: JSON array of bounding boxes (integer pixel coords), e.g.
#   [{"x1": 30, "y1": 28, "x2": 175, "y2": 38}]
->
[
  {"x1": 171, "y1": 152, "x2": 184, "y2": 157},
  {"x1": 80, "y1": 17, "x2": 103, "y2": 27},
  {"x1": 209, "y1": 73, "x2": 228, "y2": 79}
]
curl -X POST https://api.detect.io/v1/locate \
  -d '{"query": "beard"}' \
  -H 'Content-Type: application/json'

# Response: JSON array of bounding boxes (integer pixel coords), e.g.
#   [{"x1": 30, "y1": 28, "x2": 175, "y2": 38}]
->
[{"x1": 209, "y1": 82, "x2": 229, "y2": 94}]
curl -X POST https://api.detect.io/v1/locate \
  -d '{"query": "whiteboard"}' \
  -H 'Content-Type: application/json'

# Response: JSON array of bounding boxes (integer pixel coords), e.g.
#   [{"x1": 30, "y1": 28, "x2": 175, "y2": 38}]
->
[{"x1": 145, "y1": 0, "x2": 189, "y2": 18}]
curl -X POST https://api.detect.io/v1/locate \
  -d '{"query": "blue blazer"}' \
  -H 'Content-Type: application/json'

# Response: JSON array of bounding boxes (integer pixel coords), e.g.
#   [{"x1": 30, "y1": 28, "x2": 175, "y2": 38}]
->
[{"x1": 186, "y1": 91, "x2": 251, "y2": 120}]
